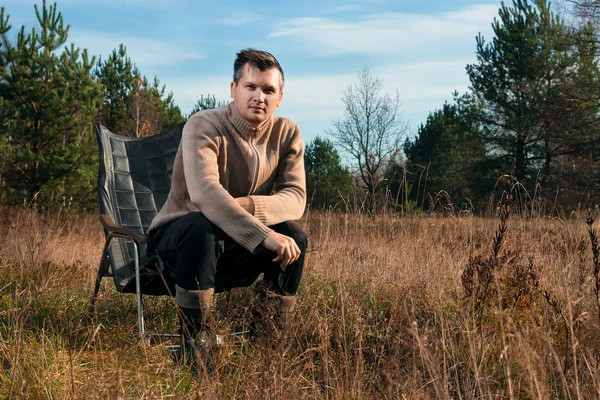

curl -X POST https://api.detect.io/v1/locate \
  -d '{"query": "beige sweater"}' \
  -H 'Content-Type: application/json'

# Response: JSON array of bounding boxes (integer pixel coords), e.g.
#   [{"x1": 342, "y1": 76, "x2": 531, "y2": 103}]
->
[{"x1": 148, "y1": 103, "x2": 306, "y2": 253}]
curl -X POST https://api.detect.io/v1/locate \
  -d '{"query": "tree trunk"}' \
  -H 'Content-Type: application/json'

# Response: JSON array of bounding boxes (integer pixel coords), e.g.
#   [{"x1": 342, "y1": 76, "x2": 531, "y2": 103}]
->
[
  {"x1": 366, "y1": 181, "x2": 375, "y2": 215},
  {"x1": 540, "y1": 134, "x2": 552, "y2": 185},
  {"x1": 515, "y1": 136, "x2": 526, "y2": 180}
]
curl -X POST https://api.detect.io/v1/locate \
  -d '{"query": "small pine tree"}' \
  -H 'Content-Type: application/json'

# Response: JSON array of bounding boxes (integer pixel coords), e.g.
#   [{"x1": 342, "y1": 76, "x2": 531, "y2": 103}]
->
[
  {"x1": 95, "y1": 44, "x2": 184, "y2": 137},
  {"x1": 94, "y1": 43, "x2": 140, "y2": 135},
  {"x1": 188, "y1": 94, "x2": 228, "y2": 117},
  {"x1": 305, "y1": 137, "x2": 354, "y2": 210},
  {"x1": 0, "y1": 1, "x2": 102, "y2": 209},
  {"x1": 399, "y1": 93, "x2": 490, "y2": 211}
]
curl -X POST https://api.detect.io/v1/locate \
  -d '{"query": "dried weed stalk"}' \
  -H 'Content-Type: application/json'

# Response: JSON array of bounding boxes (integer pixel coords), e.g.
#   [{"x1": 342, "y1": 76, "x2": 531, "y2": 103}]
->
[
  {"x1": 527, "y1": 258, "x2": 571, "y2": 373},
  {"x1": 587, "y1": 212, "x2": 600, "y2": 326},
  {"x1": 461, "y1": 196, "x2": 510, "y2": 328}
]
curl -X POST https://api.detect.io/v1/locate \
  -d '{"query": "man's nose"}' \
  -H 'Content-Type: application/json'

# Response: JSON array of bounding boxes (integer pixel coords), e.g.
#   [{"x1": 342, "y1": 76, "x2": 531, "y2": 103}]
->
[{"x1": 256, "y1": 90, "x2": 265, "y2": 102}]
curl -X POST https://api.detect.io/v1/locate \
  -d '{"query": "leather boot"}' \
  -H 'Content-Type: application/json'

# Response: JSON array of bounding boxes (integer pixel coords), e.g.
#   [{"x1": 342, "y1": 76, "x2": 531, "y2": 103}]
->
[
  {"x1": 274, "y1": 294, "x2": 297, "y2": 332},
  {"x1": 250, "y1": 282, "x2": 297, "y2": 342},
  {"x1": 176, "y1": 286, "x2": 214, "y2": 366}
]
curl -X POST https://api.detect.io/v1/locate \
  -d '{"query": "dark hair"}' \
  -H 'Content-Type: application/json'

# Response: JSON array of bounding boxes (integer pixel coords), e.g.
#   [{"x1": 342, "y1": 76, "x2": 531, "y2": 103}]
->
[{"x1": 233, "y1": 48, "x2": 284, "y2": 89}]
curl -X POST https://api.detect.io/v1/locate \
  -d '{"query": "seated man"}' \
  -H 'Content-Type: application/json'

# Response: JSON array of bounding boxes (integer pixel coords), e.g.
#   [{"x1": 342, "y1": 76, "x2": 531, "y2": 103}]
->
[{"x1": 146, "y1": 48, "x2": 307, "y2": 353}]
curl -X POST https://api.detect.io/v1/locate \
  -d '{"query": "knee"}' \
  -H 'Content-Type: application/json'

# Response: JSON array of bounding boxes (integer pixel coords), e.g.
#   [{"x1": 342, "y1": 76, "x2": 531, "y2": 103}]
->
[
  {"x1": 177, "y1": 212, "x2": 216, "y2": 246},
  {"x1": 273, "y1": 221, "x2": 307, "y2": 251},
  {"x1": 294, "y1": 230, "x2": 308, "y2": 252}
]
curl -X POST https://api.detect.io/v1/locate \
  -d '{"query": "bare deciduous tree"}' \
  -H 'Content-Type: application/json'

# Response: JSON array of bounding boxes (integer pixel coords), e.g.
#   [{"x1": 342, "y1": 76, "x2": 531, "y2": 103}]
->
[
  {"x1": 557, "y1": 0, "x2": 600, "y2": 37},
  {"x1": 328, "y1": 67, "x2": 408, "y2": 214},
  {"x1": 567, "y1": 0, "x2": 600, "y2": 23}
]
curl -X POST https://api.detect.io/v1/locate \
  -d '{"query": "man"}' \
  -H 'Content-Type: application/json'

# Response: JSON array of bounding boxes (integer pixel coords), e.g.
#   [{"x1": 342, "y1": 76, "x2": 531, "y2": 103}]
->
[{"x1": 146, "y1": 49, "x2": 307, "y2": 355}]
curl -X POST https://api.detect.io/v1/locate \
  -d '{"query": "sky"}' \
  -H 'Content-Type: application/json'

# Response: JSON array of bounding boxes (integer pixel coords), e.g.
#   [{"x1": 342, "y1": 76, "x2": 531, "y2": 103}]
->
[{"x1": 3, "y1": 0, "x2": 505, "y2": 144}]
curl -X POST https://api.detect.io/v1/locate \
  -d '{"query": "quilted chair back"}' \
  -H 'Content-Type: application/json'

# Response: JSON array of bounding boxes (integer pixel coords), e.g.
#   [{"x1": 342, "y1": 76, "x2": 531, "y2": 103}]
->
[{"x1": 96, "y1": 123, "x2": 184, "y2": 292}]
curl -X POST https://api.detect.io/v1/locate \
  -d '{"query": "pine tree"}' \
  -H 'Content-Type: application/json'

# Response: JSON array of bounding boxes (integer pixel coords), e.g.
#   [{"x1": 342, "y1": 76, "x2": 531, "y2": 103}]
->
[
  {"x1": 304, "y1": 137, "x2": 354, "y2": 210},
  {"x1": 188, "y1": 94, "x2": 228, "y2": 116},
  {"x1": 95, "y1": 45, "x2": 184, "y2": 137},
  {"x1": 121, "y1": 75, "x2": 184, "y2": 137},
  {"x1": 0, "y1": 1, "x2": 102, "y2": 209},
  {"x1": 94, "y1": 43, "x2": 139, "y2": 135},
  {"x1": 466, "y1": 0, "x2": 600, "y2": 204},
  {"x1": 398, "y1": 94, "x2": 490, "y2": 211},
  {"x1": 553, "y1": 22, "x2": 600, "y2": 204}
]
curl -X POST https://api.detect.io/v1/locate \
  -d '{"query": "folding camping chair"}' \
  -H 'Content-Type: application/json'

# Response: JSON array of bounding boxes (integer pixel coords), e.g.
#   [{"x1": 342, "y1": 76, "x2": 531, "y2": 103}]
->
[{"x1": 89, "y1": 122, "x2": 185, "y2": 338}]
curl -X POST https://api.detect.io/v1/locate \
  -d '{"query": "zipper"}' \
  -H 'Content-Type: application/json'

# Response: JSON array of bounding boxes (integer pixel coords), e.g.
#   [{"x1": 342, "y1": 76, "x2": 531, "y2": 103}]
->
[{"x1": 248, "y1": 128, "x2": 260, "y2": 194}]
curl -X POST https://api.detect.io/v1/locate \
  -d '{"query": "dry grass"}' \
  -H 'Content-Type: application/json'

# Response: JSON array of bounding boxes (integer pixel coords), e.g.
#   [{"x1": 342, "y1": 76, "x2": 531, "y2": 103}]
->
[{"x1": 1, "y1": 204, "x2": 600, "y2": 399}]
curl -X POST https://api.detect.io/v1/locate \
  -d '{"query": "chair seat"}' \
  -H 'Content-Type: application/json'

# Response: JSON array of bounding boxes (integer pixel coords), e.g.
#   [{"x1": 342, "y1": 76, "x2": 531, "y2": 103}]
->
[{"x1": 96, "y1": 122, "x2": 184, "y2": 293}]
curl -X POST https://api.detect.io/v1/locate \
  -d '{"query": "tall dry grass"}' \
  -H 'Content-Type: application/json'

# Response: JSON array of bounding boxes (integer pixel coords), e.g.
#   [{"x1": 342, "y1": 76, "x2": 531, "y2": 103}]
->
[{"x1": 1, "y1": 203, "x2": 600, "y2": 399}]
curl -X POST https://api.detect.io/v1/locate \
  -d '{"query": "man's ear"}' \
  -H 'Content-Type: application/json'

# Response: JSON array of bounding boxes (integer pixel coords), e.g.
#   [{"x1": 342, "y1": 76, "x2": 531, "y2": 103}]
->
[
  {"x1": 278, "y1": 90, "x2": 284, "y2": 106},
  {"x1": 230, "y1": 81, "x2": 236, "y2": 98}
]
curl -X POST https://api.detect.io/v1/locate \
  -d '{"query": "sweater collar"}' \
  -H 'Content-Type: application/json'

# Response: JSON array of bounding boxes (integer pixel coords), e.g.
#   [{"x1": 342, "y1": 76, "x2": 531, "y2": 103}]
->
[{"x1": 228, "y1": 102, "x2": 272, "y2": 139}]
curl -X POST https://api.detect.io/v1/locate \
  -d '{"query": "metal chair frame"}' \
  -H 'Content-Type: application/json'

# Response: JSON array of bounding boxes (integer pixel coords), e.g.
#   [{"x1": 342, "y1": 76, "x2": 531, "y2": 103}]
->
[{"x1": 90, "y1": 216, "x2": 147, "y2": 337}]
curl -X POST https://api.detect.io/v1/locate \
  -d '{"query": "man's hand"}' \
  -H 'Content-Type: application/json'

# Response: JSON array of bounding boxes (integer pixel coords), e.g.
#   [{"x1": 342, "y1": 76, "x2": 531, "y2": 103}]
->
[{"x1": 261, "y1": 231, "x2": 301, "y2": 268}]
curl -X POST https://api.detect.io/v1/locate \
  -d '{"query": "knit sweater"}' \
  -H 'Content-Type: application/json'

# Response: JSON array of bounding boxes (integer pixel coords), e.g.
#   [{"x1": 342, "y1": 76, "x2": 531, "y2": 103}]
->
[{"x1": 148, "y1": 103, "x2": 306, "y2": 253}]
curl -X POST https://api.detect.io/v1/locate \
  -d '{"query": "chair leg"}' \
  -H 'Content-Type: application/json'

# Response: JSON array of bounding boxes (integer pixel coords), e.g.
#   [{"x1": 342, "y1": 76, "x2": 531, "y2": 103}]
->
[
  {"x1": 133, "y1": 241, "x2": 145, "y2": 338},
  {"x1": 89, "y1": 240, "x2": 112, "y2": 314}
]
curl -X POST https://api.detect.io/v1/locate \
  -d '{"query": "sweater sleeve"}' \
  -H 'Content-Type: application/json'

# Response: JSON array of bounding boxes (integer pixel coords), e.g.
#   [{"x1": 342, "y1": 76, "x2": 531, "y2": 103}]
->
[
  {"x1": 182, "y1": 116, "x2": 272, "y2": 252},
  {"x1": 250, "y1": 125, "x2": 307, "y2": 226}
]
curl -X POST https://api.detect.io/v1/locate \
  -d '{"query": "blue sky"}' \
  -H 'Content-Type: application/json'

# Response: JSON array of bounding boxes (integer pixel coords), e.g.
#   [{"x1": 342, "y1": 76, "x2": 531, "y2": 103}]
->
[{"x1": 4, "y1": 0, "x2": 504, "y2": 143}]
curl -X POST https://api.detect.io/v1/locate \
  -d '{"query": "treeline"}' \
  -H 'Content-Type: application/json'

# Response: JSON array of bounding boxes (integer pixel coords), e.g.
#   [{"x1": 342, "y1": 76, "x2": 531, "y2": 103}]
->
[
  {"x1": 0, "y1": 1, "x2": 598, "y2": 214},
  {"x1": 404, "y1": 0, "x2": 600, "y2": 213},
  {"x1": 311, "y1": 0, "x2": 600, "y2": 214}
]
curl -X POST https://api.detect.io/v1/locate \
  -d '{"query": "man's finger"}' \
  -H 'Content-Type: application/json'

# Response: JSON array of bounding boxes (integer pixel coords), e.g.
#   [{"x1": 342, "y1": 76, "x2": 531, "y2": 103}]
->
[
  {"x1": 291, "y1": 245, "x2": 300, "y2": 263},
  {"x1": 272, "y1": 248, "x2": 284, "y2": 262},
  {"x1": 281, "y1": 248, "x2": 292, "y2": 268},
  {"x1": 289, "y1": 250, "x2": 296, "y2": 264}
]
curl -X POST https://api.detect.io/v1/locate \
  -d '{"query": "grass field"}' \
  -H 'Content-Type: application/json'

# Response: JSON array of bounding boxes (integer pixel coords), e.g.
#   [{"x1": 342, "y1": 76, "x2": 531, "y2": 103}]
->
[{"x1": 1, "y1": 204, "x2": 600, "y2": 399}]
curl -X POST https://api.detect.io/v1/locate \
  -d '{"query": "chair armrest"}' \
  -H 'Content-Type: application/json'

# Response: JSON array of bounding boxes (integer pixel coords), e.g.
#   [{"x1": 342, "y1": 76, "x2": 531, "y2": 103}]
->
[{"x1": 99, "y1": 214, "x2": 147, "y2": 244}]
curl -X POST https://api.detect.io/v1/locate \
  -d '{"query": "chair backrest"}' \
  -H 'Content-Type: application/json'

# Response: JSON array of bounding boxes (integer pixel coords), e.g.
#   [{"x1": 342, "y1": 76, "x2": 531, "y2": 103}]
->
[{"x1": 96, "y1": 122, "x2": 184, "y2": 292}]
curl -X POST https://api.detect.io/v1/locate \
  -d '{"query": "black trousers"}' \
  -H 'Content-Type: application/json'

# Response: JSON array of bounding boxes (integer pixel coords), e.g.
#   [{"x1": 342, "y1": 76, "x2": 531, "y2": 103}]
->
[{"x1": 147, "y1": 212, "x2": 306, "y2": 295}]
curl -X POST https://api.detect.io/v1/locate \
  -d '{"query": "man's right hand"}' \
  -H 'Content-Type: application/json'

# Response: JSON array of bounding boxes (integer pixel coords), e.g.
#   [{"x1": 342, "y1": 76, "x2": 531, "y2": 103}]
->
[{"x1": 261, "y1": 231, "x2": 301, "y2": 269}]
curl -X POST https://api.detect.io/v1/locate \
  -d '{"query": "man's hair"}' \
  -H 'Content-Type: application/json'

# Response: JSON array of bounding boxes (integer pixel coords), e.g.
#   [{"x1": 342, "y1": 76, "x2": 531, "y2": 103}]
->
[{"x1": 233, "y1": 48, "x2": 284, "y2": 89}]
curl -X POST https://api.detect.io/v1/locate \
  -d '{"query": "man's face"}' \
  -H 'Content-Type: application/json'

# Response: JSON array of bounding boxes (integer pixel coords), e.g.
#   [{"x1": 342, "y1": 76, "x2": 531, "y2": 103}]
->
[{"x1": 230, "y1": 64, "x2": 283, "y2": 128}]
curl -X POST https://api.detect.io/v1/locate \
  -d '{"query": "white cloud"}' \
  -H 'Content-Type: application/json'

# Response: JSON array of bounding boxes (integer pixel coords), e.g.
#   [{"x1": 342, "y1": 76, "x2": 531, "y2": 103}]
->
[
  {"x1": 445, "y1": 3, "x2": 501, "y2": 22},
  {"x1": 118, "y1": 0, "x2": 177, "y2": 6},
  {"x1": 269, "y1": 3, "x2": 500, "y2": 56},
  {"x1": 329, "y1": 4, "x2": 363, "y2": 13},
  {"x1": 165, "y1": 75, "x2": 232, "y2": 115},
  {"x1": 379, "y1": 60, "x2": 470, "y2": 99},
  {"x1": 152, "y1": 2, "x2": 501, "y2": 139},
  {"x1": 280, "y1": 61, "x2": 471, "y2": 129},
  {"x1": 164, "y1": 59, "x2": 472, "y2": 140},
  {"x1": 213, "y1": 12, "x2": 263, "y2": 26},
  {"x1": 3, "y1": 0, "x2": 177, "y2": 6},
  {"x1": 68, "y1": 30, "x2": 203, "y2": 67}
]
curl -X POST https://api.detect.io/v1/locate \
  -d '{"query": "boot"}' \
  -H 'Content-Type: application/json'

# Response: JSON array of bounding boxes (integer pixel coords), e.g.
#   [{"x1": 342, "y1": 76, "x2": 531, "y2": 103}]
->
[
  {"x1": 176, "y1": 286, "x2": 214, "y2": 366},
  {"x1": 250, "y1": 282, "x2": 297, "y2": 343},
  {"x1": 274, "y1": 294, "x2": 297, "y2": 333}
]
